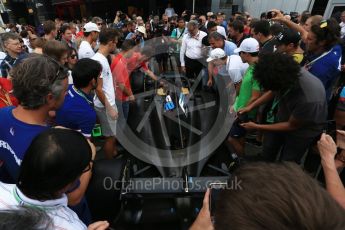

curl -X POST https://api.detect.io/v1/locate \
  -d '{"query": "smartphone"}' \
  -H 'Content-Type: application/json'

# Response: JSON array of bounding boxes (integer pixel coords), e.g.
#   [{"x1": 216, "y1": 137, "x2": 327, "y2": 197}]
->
[
  {"x1": 267, "y1": 11, "x2": 276, "y2": 19},
  {"x1": 237, "y1": 113, "x2": 249, "y2": 124},
  {"x1": 209, "y1": 182, "x2": 228, "y2": 218}
]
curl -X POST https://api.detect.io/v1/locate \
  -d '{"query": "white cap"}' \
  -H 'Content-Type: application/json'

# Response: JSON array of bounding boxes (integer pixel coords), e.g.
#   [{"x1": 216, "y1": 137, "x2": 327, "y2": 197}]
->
[
  {"x1": 234, "y1": 38, "x2": 260, "y2": 53},
  {"x1": 83, "y1": 22, "x2": 100, "y2": 33},
  {"x1": 137, "y1": 26, "x2": 146, "y2": 36},
  {"x1": 207, "y1": 48, "x2": 226, "y2": 62}
]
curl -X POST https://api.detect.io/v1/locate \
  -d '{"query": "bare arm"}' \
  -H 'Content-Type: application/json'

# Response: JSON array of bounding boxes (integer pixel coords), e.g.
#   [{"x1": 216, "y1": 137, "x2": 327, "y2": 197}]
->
[
  {"x1": 118, "y1": 83, "x2": 133, "y2": 97},
  {"x1": 95, "y1": 77, "x2": 106, "y2": 106},
  {"x1": 246, "y1": 89, "x2": 261, "y2": 107},
  {"x1": 95, "y1": 76, "x2": 118, "y2": 119},
  {"x1": 318, "y1": 134, "x2": 345, "y2": 209},
  {"x1": 238, "y1": 91, "x2": 274, "y2": 114},
  {"x1": 271, "y1": 9, "x2": 308, "y2": 42},
  {"x1": 67, "y1": 140, "x2": 96, "y2": 205},
  {"x1": 67, "y1": 169, "x2": 92, "y2": 205},
  {"x1": 241, "y1": 115, "x2": 302, "y2": 132},
  {"x1": 143, "y1": 69, "x2": 158, "y2": 81}
]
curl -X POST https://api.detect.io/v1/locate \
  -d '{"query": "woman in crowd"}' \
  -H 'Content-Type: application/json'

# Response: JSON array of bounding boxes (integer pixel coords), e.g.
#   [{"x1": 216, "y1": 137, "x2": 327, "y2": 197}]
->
[
  {"x1": 66, "y1": 47, "x2": 78, "y2": 84},
  {"x1": 0, "y1": 128, "x2": 109, "y2": 230}
]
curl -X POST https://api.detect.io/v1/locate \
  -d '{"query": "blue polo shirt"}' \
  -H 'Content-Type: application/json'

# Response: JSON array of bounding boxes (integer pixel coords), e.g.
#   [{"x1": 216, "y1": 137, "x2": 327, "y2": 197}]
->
[
  {"x1": 223, "y1": 40, "x2": 237, "y2": 56},
  {"x1": 56, "y1": 85, "x2": 96, "y2": 138},
  {"x1": 0, "y1": 106, "x2": 48, "y2": 182},
  {"x1": 307, "y1": 44, "x2": 342, "y2": 101}
]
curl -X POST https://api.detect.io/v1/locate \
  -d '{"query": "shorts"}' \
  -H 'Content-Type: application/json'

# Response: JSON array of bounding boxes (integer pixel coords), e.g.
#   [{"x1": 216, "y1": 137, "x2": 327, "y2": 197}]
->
[
  {"x1": 229, "y1": 119, "x2": 247, "y2": 138},
  {"x1": 94, "y1": 105, "x2": 117, "y2": 137}
]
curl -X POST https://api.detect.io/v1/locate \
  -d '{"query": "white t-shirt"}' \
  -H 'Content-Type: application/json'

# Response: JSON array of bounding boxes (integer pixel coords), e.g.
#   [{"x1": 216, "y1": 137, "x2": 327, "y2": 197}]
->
[
  {"x1": 217, "y1": 26, "x2": 227, "y2": 39},
  {"x1": 92, "y1": 52, "x2": 116, "y2": 108},
  {"x1": 165, "y1": 8, "x2": 175, "y2": 18},
  {"x1": 0, "y1": 51, "x2": 7, "y2": 64},
  {"x1": 67, "y1": 70, "x2": 73, "y2": 85},
  {"x1": 78, "y1": 40, "x2": 95, "y2": 59},
  {"x1": 340, "y1": 22, "x2": 345, "y2": 39},
  {"x1": 0, "y1": 182, "x2": 86, "y2": 230},
  {"x1": 219, "y1": 55, "x2": 248, "y2": 84}
]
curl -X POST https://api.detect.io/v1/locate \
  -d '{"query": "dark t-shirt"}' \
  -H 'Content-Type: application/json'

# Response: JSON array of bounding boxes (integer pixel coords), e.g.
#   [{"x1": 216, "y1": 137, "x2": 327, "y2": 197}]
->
[
  {"x1": 259, "y1": 37, "x2": 277, "y2": 54},
  {"x1": 229, "y1": 34, "x2": 250, "y2": 48},
  {"x1": 202, "y1": 35, "x2": 209, "y2": 46},
  {"x1": 277, "y1": 69, "x2": 327, "y2": 138}
]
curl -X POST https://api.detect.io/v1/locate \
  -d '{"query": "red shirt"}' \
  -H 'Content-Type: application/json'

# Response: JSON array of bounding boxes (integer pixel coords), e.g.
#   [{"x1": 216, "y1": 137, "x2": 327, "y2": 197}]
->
[
  {"x1": 76, "y1": 31, "x2": 84, "y2": 38},
  {"x1": 0, "y1": 78, "x2": 18, "y2": 108},
  {"x1": 126, "y1": 52, "x2": 149, "y2": 74},
  {"x1": 111, "y1": 54, "x2": 132, "y2": 102},
  {"x1": 243, "y1": 26, "x2": 251, "y2": 36}
]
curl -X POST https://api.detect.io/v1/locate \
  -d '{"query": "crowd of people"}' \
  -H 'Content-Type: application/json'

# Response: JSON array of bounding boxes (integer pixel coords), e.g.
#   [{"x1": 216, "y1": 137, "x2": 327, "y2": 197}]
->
[{"x1": 0, "y1": 3, "x2": 345, "y2": 229}]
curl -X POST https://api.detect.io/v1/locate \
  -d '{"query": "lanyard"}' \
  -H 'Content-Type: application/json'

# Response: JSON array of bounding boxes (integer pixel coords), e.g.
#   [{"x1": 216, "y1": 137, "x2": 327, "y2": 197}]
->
[
  {"x1": 266, "y1": 89, "x2": 291, "y2": 123},
  {"x1": 72, "y1": 86, "x2": 93, "y2": 105},
  {"x1": 13, "y1": 187, "x2": 48, "y2": 210},
  {"x1": 177, "y1": 28, "x2": 185, "y2": 40},
  {"x1": 271, "y1": 89, "x2": 291, "y2": 112},
  {"x1": 304, "y1": 49, "x2": 333, "y2": 70}
]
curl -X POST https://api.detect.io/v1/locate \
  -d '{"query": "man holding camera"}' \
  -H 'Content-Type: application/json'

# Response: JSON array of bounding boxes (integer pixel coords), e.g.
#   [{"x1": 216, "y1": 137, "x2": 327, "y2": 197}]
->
[{"x1": 250, "y1": 20, "x2": 277, "y2": 54}]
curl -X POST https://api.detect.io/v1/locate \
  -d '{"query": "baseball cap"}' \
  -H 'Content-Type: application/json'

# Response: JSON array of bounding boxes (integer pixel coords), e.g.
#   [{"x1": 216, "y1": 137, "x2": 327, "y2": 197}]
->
[
  {"x1": 137, "y1": 26, "x2": 146, "y2": 36},
  {"x1": 207, "y1": 48, "x2": 226, "y2": 62},
  {"x1": 234, "y1": 38, "x2": 260, "y2": 53},
  {"x1": 83, "y1": 22, "x2": 100, "y2": 33},
  {"x1": 276, "y1": 28, "x2": 301, "y2": 45}
]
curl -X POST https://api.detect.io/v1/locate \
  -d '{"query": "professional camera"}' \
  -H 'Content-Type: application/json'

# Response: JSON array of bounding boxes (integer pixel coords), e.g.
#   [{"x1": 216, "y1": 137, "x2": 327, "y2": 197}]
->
[{"x1": 290, "y1": 11, "x2": 299, "y2": 24}]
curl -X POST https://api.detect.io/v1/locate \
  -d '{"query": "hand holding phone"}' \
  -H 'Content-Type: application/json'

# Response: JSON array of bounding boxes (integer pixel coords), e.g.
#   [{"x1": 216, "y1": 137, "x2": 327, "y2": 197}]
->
[
  {"x1": 209, "y1": 182, "x2": 227, "y2": 218},
  {"x1": 267, "y1": 11, "x2": 276, "y2": 19},
  {"x1": 189, "y1": 189, "x2": 213, "y2": 230},
  {"x1": 325, "y1": 120, "x2": 337, "y2": 141}
]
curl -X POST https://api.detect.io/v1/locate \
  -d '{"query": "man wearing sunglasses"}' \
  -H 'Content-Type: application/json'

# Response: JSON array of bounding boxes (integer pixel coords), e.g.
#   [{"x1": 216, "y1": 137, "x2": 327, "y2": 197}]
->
[
  {"x1": 0, "y1": 55, "x2": 96, "y2": 225},
  {"x1": 92, "y1": 16, "x2": 103, "y2": 31},
  {"x1": 0, "y1": 55, "x2": 68, "y2": 183}
]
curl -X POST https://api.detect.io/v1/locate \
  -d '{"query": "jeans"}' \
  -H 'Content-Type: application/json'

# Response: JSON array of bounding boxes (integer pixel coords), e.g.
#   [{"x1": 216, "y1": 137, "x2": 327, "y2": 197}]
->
[
  {"x1": 116, "y1": 100, "x2": 130, "y2": 121},
  {"x1": 262, "y1": 132, "x2": 315, "y2": 164}
]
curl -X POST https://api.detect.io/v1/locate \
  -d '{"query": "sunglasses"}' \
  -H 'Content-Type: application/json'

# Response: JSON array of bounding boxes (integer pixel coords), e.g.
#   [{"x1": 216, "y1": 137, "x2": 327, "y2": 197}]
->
[
  {"x1": 97, "y1": 22, "x2": 103, "y2": 26},
  {"x1": 46, "y1": 55, "x2": 67, "y2": 83},
  {"x1": 70, "y1": 54, "x2": 77, "y2": 59}
]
